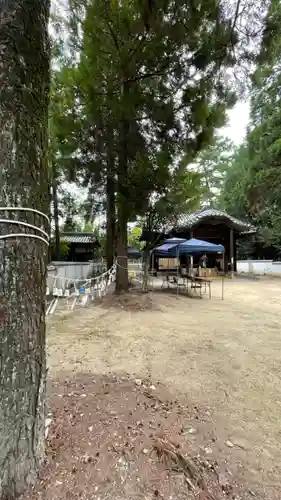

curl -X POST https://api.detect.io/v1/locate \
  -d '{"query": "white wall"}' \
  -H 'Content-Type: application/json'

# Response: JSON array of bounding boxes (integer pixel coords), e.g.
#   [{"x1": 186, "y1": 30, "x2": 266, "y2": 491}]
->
[
  {"x1": 46, "y1": 259, "x2": 143, "y2": 294},
  {"x1": 237, "y1": 260, "x2": 281, "y2": 275},
  {"x1": 47, "y1": 261, "x2": 106, "y2": 292}
]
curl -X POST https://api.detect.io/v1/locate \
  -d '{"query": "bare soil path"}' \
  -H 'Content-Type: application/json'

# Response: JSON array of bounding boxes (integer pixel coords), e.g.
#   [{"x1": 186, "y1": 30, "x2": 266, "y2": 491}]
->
[{"x1": 24, "y1": 278, "x2": 281, "y2": 499}]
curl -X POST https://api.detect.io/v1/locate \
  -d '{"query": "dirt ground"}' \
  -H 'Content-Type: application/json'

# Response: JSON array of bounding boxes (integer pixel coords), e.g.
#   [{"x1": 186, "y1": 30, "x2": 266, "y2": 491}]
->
[{"x1": 24, "y1": 278, "x2": 281, "y2": 499}]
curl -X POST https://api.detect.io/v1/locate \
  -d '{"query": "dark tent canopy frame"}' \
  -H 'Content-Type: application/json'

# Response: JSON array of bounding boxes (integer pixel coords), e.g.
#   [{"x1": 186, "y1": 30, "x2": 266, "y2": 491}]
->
[
  {"x1": 153, "y1": 238, "x2": 224, "y2": 257},
  {"x1": 152, "y1": 238, "x2": 225, "y2": 299}
]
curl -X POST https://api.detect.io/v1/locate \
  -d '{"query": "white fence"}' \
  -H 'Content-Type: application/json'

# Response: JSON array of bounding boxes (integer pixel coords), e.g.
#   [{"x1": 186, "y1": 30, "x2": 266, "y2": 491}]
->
[{"x1": 237, "y1": 260, "x2": 281, "y2": 275}]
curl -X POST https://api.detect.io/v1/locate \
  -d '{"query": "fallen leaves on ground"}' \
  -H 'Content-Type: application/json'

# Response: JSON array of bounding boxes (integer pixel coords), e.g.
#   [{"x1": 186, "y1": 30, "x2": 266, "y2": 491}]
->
[{"x1": 21, "y1": 373, "x2": 251, "y2": 500}]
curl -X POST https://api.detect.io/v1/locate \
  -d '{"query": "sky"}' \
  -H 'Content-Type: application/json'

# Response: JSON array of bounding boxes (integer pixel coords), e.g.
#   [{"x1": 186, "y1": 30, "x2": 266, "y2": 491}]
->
[{"x1": 222, "y1": 101, "x2": 250, "y2": 145}]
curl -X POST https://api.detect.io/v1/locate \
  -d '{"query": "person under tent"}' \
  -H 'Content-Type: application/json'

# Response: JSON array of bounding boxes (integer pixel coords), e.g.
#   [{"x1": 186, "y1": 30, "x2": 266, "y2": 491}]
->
[{"x1": 199, "y1": 254, "x2": 208, "y2": 269}]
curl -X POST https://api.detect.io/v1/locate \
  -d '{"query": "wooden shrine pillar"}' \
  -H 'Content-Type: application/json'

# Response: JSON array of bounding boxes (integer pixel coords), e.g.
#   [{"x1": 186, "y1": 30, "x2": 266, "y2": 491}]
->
[{"x1": 230, "y1": 228, "x2": 234, "y2": 278}]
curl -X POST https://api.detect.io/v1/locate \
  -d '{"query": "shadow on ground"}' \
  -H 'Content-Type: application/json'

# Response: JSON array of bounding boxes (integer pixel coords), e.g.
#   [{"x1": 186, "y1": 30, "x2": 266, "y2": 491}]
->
[{"x1": 21, "y1": 373, "x2": 259, "y2": 500}]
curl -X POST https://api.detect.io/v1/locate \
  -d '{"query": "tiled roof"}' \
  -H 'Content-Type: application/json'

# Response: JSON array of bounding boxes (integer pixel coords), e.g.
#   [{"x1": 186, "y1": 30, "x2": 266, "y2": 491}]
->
[
  {"x1": 60, "y1": 232, "x2": 98, "y2": 244},
  {"x1": 170, "y1": 209, "x2": 256, "y2": 235}
]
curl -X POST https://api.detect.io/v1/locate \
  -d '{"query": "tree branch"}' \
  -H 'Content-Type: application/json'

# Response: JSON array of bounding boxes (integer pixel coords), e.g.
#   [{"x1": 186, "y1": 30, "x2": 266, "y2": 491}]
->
[
  {"x1": 232, "y1": 0, "x2": 242, "y2": 31},
  {"x1": 103, "y1": 10, "x2": 122, "y2": 60},
  {"x1": 125, "y1": 70, "x2": 165, "y2": 84}
]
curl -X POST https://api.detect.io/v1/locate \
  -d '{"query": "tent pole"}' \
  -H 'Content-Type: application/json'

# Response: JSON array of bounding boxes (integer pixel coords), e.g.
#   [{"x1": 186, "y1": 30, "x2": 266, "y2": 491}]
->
[
  {"x1": 222, "y1": 252, "x2": 225, "y2": 300},
  {"x1": 230, "y1": 228, "x2": 234, "y2": 279},
  {"x1": 150, "y1": 249, "x2": 153, "y2": 290},
  {"x1": 176, "y1": 245, "x2": 179, "y2": 295}
]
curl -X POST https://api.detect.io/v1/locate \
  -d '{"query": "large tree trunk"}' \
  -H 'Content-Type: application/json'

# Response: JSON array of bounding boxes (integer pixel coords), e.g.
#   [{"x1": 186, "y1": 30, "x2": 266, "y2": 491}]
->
[
  {"x1": 106, "y1": 127, "x2": 116, "y2": 270},
  {"x1": 106, "y1": 173, "x2": 116, "y2": 270},
  {"x1": 142, "y1": 247, "x2": 150, "y2": 293},
  {"x1": 52, "y1": 165, "x2": 60, "y2": 261},
  {"x1": 115, "y1": 202, "x2": 128, "y2": 292},
  {"x1": 115, "y1": 91, "x2": 129, "y2": 293},
  {"x1": 0, "y1": 0, "x2": 50, "y2": 498}
]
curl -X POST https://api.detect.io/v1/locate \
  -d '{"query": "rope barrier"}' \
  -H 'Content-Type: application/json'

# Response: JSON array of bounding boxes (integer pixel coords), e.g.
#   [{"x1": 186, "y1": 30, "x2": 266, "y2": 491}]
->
[
  {"x1": 116, "y1": 260, "x2": 142, "y2": 271},
  {"x1": 115, "y1": 261, "x2": 128, "y2": 270},
  {"x1": 0, "y1": 209, "x2": 119, "y2": 314},
  {"x1": 46, "y1": 259, "x2": 142, "y2": 315},
  {"x1": 46, "y1": 262, "x2": 117, "y2": 314}
]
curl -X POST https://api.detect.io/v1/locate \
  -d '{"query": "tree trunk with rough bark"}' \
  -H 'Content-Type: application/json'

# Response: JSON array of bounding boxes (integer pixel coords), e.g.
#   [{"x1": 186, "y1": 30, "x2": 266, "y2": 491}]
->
[
  {"x1": 106, "y1": 174, "x2": 116, "y2": 270},
  {"x1": 0, "y1": 0, "x2": 50, "y2": 498},
  {"x1": 52, "y1": 165, "x2": 60, "y2": 261},
  {"x1": 115, "y1": 90, "x2": 129, "y2": 293},
  {"x1": 115, "y1": 202, "x2": 128, "y2": 292},
  {"x1": 106, "y1": 127, "x2": 116, "y2": 270},
  {"x1": 142, "y1": 248, "x2": 150, "y2": 293}
]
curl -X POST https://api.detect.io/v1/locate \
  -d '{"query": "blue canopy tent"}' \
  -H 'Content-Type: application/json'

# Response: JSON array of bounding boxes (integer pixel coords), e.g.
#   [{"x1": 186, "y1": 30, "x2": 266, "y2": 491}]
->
[
  {"x1": 153, "y1": 238, "x2": 186, "y2": 257},
  {"x1": 164, "y1": 238, "x2": 187, "y2": 244},
  {"x1": 173, "y1": 238, "x2": 225, "y2": 255},
  {"x1": 153, "y1": 238, "x2": 224, "y2": 257},
  {"x1": 152, "y1": 237, "x2": 225, "y2": 299}
]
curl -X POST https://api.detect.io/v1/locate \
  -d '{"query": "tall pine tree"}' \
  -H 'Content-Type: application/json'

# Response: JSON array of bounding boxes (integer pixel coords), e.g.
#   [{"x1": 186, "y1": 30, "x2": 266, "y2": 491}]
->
[{"x1": 52, "y1": 0, "x2": 269, "y2": 290}]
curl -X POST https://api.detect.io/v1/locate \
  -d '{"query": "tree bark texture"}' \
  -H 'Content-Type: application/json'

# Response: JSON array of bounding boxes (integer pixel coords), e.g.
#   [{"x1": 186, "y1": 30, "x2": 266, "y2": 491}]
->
[
  {"x1": 0, "y1": 0, "x2": 50, "y2": 498},
  {"x1": 105, "y1": 126, "x2": 116, "y2": 270},
  {"x1": 106, "y1": 172, "x2": 116, "y2": 270},
  {"x1": 115, "y1": 89, "x2": 129, "y2": 293},
  {"x1": 52, "y1": 165, "x2": 60, "y2": 261},
  {"x1": 116, "y1": 202, "x2": 128, "y2": 292}
]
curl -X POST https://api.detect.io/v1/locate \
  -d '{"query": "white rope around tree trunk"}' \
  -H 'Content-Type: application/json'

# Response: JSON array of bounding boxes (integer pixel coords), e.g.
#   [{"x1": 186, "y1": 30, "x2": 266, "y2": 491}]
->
[{"x1": 0, "y1": 207, "x2": 50, "y2": 246}]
